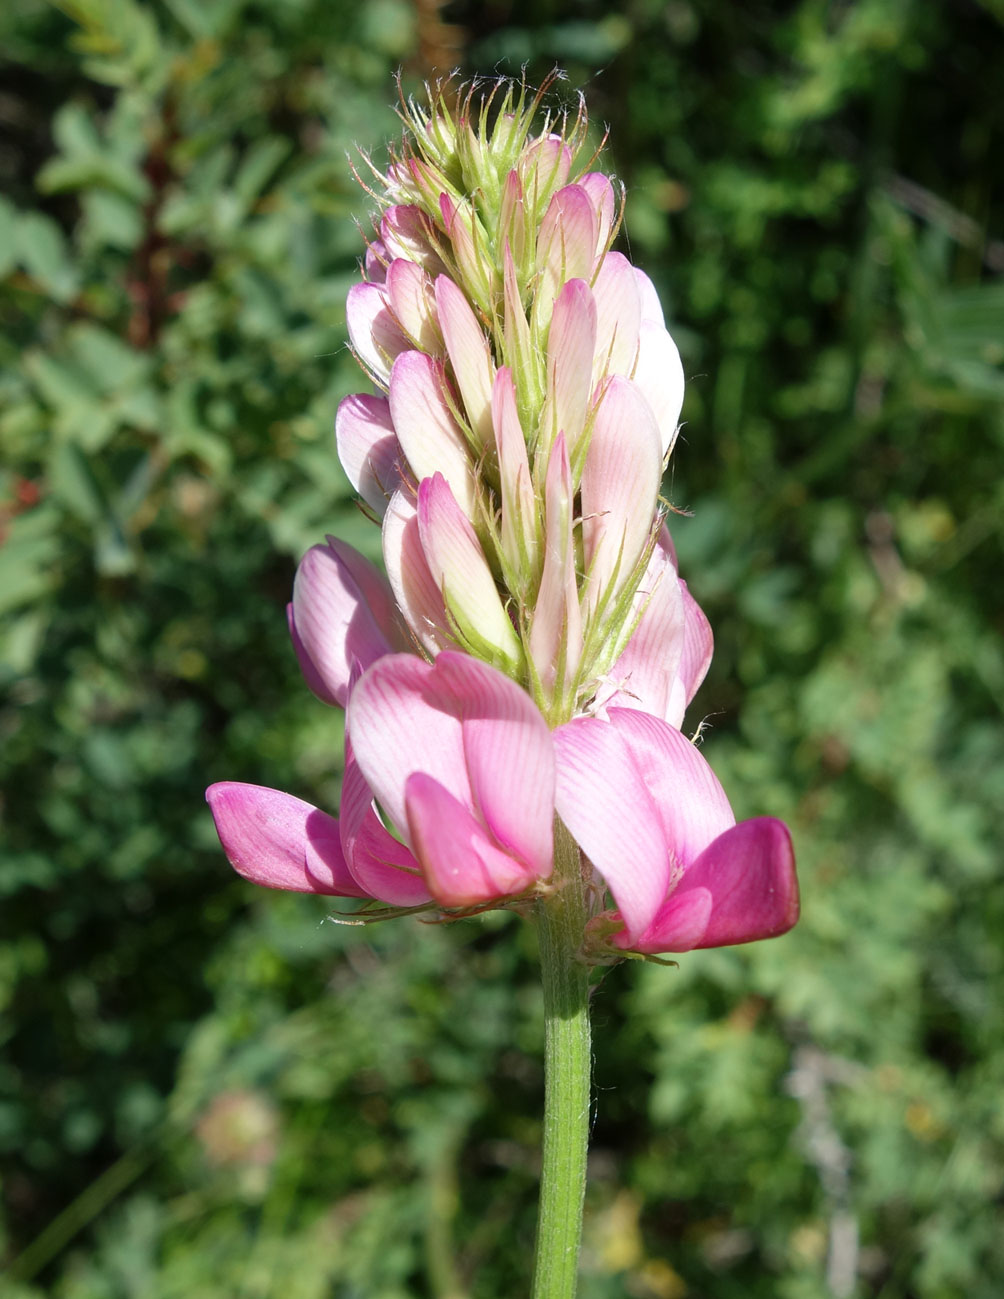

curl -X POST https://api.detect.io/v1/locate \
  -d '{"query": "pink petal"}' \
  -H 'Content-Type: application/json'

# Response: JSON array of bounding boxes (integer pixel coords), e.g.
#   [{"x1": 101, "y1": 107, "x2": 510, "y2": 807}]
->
[
  {"x1": 388, "y1": 351, "x2": 477, "y2": 518},
  {"x1": 433, "y1": 652, "x2": 555, "y2": 881},
  {"x1": 634, "y1": 818, "x2": 799, "y2": 953},
  {"x1": 363, "y1": 239, "x2": 388, "y2": 284},
  {"x1": 338, "y1": 745, "x2": 431, "y2": 906},
  {"x1": 606, "y1": 543, "x2": 685, "y2": 722},
  {"x1": 288, "y1": 603, "x2": 337, "y2": 706},
  {"x1": 535, "y1": 185, "x2": 598, "y2": 326},
  {"x1": 665, "y1": 580, "x2": 714, "y2": 726},
  {"x1": 592, "y1": 252, "x2": 642, "y2": 380},
  {"x1": 541, "y1": 278, "x2": 597, "y2": 458},
  {"x1": 346, "y1": 654, "x2": 469, "y2": 845},
  {"x1": 612, "y1": 887, "x2": 713, "y2": 954},
  {"x1": 530, "y1": 433, "x2": 582, "y2": 693},
  {"x1": 491, "y1": 366, "x2": 538, "y2": 577},
  {"x1": 290, "y1": 540, "x2": 401, "y2": 708},
  {"x1": 579, "y1": 172, "x2": 617, "y2": 255},
  {"x1": 439, "y1": 193, "x2": 493, "y2": 310},
  {"x1": 418, "y1": 473, "x2": 522, "y2": 669},
  {"x1": 346, "y1": 282, "x2": 409, "y2": 386},
  {"x1": 385, "y1": 258, "x2": 442, "y2": 354},
  {"x1": 634, "y1": 320, "x2": 685, "y2": 458},
  {"x1": 502, "y1": 244, "x2": 542, "y2": 415},
  {"x1": 348, "y1": 653, "x2": 555, "y2": 891},
  {"x1": 657, "y1": 522, "x2": 678, "y2": 568},
  {"x1": 206, "y1": 783, "x2": 367, "y2": 896},
  {"x1": 381, "y1": 204, "x2": 446, "y2": 277},
  {"x1": 498, "y1": 169, "x2": 528, "y2": 268},
  {"x1": 537, "y1": 185, "x2": 597, "y2": 282},
  {"x1": 606, "y1": 709, "x2": 735, "y2": 866},
  {"x1": 435, "y1": 275, "x2": 495, "y2": 450},
  {"x1": 634, "y1": 268, "x2": 665, "y2": 327},
  {"x1": 406, "y1": 773, "x2": 539, "y2": 906},
  {"x1": 520, "y1": 135, "x2": 573, "y2": 205},
  {"x1": 382, "y1": 490, "x2": 453, "y2": 654},
  {"x1": 553, "y1": 716, "x2": 671, "y2": 942},
  {"x1": 580, "y1": 376, "x2": 662, "y2": 615},
  {"x1": 334, "y1": 393, "x2": 402, "y2": 517}
]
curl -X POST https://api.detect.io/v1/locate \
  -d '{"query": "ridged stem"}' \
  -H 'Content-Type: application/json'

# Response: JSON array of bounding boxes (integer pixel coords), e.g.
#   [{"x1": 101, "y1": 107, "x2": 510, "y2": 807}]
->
[{"x1": 531, "y1": 819, "x2": 592, "y2": 1299}]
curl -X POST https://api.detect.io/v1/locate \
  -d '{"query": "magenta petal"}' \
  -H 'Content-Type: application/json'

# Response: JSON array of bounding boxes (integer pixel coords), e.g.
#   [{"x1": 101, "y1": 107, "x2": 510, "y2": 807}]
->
[
  {"x1": 290, "y1": 540, "x2": 400, "y2": 708},
  {"x1": 339, "y1": 745, "x2": 431, "y2": 905},
  {"x1": 607, "y1": 709, "x2": 735, "y2": 865},
  {"x1": 346, "y1": 654, "x2": 468, "y2": 842},
  {"x1": 614, "y1": 887, "x2": 713, "y2": 954},
  {"x1": 553, "y1": 716, "x2": 670, "y2": 941},
  {"x1": 434, "y1": 652, "x2": 555, "y2": 880},
  {"x1": 678, "y1": 817, "x2": 799, "y2": 950},
  {"x1": 206, "y1": 782, "x2": 366, "y2": 896},
  {"x1": 405, "y1": 773, "x2": 538, "y2": 905}
]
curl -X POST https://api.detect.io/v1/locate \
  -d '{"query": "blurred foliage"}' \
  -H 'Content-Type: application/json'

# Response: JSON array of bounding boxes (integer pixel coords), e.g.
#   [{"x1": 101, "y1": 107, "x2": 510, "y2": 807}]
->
[{"x1": 1, "y1": 0, "x2": 1002, "y2": 1296}]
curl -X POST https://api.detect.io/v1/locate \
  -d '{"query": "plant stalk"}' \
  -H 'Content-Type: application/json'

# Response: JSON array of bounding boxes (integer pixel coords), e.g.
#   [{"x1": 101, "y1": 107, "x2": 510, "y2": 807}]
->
[{"x1": 531, "y1": 820, "x2": 592, "y2": 1299}]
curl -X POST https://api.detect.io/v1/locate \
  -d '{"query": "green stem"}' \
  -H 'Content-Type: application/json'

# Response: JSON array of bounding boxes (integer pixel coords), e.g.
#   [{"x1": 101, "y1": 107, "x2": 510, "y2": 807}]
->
[{"x1": 531, "y1": 820, "x2": 592, "y2": 1299}]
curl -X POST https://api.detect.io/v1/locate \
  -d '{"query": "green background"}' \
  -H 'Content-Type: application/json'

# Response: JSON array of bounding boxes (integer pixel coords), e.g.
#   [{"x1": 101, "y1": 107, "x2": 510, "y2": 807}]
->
[{"x1": 2, "y1": 1, "x2": 1002, "y2": 1295}]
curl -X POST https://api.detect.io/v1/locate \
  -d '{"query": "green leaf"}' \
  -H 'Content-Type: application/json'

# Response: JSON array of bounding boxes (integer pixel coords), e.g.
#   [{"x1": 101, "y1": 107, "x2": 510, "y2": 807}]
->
[
  {"x1": 81, "y1": 189, "x2": 144, "y2": 249},
  {"x1": 232, "y1": 137, "x2": 292, "y2": 210},
  {"x1": 67, "y1": 323, "x2": 150, "y2": 393},
  {"x1": 0, "y1": 607, "x2": 49, "y2": 679},
  {"x1": 0, "y1": 196, "x2": 16, "y2": 278},
  {"x1": 0, "y1": 506, "x2": 61, "y2": 616},
  {"x1": 51, "y1": 99, "x2": 102, "y2": 157},
  {"x1": 48, "y1": 442, "x2": 107, "y2": 526},
  {"x1": 16, "y1": 212, "x2": 80, "y2": 302}
]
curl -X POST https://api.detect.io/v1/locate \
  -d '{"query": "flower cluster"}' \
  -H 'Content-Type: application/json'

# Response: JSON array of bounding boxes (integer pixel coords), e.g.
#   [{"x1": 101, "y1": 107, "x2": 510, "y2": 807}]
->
[{"x1": 208, "y1": 78, "x2": 798, "y2": 958}]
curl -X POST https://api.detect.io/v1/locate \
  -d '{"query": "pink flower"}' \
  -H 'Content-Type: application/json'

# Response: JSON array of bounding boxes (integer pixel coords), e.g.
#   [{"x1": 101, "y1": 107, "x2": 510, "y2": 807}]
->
[
  {"x1": 205, "y1": 783, "x2": 367, "y2": 897},
  {"x1": 208, "y1": 655, "x2": 797, "y2": 957},
  {"x1": 334, "y1": 394, "x2": 402, "y2": 518},
  {"x1": 599, "y1": 527, "x2": 714, "y2": 728},
  {"x1": 208, "y1": 653, "x2": 557, "y2": 911},
  {"x1": 206, "y1": 77, "x2": 800, "y2": 965},
  {"x1": 552, "y1": 708, "x2": 799, "y2": 953},
  {"x1": 347, "y1": 652, "x2": 555, "y2": 905},
  {"x1": 287, "y1": 537, "x2": 407, "y2": 707},
  {"x1": 205, "y1": 774, "x2": 431, "y2": 908}
]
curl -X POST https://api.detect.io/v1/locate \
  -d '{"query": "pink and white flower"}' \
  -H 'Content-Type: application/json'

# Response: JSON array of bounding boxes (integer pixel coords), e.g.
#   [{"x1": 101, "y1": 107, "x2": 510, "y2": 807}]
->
[
  {"x1": 207, "y1": 76, "x2": 799, "y2": 963},
  {"x1": 553, "y1": 708, "x2": 798, "y2": 953}
]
